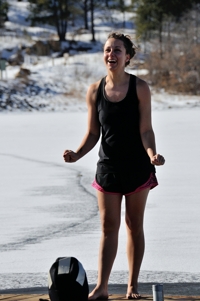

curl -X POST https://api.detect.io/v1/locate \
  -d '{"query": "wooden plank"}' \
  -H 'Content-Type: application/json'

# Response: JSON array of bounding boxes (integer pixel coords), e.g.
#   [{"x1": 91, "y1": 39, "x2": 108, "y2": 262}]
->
[
  {"x1": 0, "y1": 295, "x2": 200, "y2": 301},
  {"x1": 107, "y1": 294, "x2": 138, "y2": 300},
  {"x1": 105, "y1": 296, "x2": 200, "y2": 301},
  {"x1": 0, "y1": 295, "x2": 47, "y2": 301},
  {"x1": 165, "y1": 297, "x2": 200, "y2": 301}
]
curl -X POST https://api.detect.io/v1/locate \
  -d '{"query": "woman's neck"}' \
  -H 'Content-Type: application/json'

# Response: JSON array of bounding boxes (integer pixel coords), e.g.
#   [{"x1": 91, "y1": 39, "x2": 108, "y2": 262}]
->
[{"x1": 106, "y1": 71, "x2": 130, "y2": 86}]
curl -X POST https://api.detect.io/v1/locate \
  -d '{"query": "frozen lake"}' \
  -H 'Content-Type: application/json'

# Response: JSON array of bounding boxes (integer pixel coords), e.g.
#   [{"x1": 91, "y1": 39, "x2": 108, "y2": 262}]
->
[{"x1": 1, "y1": 108, "x2": 200, "y2": 289}]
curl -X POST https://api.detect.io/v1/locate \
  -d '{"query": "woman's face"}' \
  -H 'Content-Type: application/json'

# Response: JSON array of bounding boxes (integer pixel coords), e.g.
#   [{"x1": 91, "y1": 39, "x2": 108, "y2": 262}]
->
[{"x1": 103, "y1": 38, "x2": 130, "y2": 71}]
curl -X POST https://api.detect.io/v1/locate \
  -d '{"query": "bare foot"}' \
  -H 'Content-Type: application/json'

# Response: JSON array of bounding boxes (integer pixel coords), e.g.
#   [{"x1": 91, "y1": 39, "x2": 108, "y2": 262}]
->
[
  {"x1": 126, "y1": 293, "x2": 141, "y2": 300},
  {"x1": 126, "y1": 285, "x2": 141, "y2": 300},
  {"x1": 88, "y1": 287, "x2": 108, "y2": 300}
]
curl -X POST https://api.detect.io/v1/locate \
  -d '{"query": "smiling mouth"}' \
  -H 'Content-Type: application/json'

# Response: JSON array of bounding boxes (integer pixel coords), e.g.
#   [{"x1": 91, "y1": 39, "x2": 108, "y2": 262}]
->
[{"x1": 108, "y1": 60, "x2": 117, "y2": 64}]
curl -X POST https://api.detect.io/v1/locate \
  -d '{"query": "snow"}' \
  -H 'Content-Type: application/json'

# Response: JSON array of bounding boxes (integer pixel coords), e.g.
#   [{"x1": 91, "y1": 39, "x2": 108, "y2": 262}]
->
[
  {"x1": 1, "y1": 109, "x2": 200, "y2": 289},
  {"x1": 0, "y1": 0, "x2": 200, "y2": 291}
]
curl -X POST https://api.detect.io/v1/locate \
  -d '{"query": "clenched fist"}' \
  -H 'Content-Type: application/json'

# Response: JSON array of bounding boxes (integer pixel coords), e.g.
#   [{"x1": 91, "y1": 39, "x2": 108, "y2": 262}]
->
[
  {"x1": 150, "y1": 154, "x2": 165, "y2": 166},
  {"x1": 63, "y1": 150, "x2": 79, "y2": 163}
]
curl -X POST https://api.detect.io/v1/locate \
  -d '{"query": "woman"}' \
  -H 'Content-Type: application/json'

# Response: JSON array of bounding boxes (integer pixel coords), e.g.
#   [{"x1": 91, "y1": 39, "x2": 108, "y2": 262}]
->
[{"x1": 63, "y1": 32, "x2": 165, "y2": 300}]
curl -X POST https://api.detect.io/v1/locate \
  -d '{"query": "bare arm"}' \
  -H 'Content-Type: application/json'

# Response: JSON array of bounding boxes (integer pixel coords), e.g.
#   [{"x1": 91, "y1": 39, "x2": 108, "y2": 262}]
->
[
  {"x1": 63, "y1": 81, "x2": 101, "y2": 163},
  {"x1": 137, "y1": 78, "x2": 165, "y2": 166}
]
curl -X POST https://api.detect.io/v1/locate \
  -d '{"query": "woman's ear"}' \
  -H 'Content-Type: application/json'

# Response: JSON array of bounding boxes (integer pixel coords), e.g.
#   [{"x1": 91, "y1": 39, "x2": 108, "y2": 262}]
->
[{"x1": 126, "y1": 54, "x2": 130, "y2": 62}]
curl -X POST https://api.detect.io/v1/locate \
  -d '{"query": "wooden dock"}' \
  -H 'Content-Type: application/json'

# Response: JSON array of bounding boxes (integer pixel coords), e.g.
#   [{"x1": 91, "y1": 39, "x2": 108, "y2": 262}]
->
[{"x1": 1, "y1": 294, "x2": 200, "y2": 301}]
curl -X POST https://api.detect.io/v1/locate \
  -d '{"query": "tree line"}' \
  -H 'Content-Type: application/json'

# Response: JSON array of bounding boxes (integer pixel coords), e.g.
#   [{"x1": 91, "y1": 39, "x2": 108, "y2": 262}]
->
[
  {"x1": 1, "y1": 0, "x2": 199, "y2": 94},
  {"x1": 1, "y1": 0, "x2": 199, "y2": 47},
  {"x1": 135, "y1": 0, "x2": 200, "y2": 57}
]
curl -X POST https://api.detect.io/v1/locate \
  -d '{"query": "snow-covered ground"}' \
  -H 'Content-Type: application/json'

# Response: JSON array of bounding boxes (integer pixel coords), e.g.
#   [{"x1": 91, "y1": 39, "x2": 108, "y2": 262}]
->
[
  {"x1": 1, "y1": 109, "x2": 200, "y2": 290},
  {"x1": 0, "y1": 0, "x2": 200, "y2": 291}
]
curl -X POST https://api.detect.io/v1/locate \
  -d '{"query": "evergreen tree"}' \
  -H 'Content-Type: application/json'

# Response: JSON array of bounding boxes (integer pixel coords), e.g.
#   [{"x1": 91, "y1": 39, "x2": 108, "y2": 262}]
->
[
  {"x1": 135, "y1": 0, "x2": 194, "y2": 57},
  {"x1": 27, "y1": 0, "x2": 80, "y2": 41},
  {"x1": 83, "y1": 0, "x2": 88, "y2": 30},
  {"x1": 0, "y1": 0, "x2": 9, "y2": 28},
  {"x1": 90, "y1": 0, "x2": 95, "y2": 41},
  {"x1": 110, "y1": 0, "x2": 132, "y2": 28},
  {"x1": 27, "y1": 0, "x2": 99, "y2": 42}
]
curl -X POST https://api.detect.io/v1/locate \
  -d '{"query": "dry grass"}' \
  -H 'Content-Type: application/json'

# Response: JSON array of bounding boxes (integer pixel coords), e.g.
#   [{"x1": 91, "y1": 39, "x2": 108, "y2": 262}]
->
[{"x1": 141, "y1": 45, "x2": 200, "y2": 95}]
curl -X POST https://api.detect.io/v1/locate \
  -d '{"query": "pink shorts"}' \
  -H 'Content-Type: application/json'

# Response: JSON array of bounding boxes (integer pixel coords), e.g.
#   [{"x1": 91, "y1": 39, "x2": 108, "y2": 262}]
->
[{"x1": 92, "y1": 172, "x2": 158, "y2": 196}]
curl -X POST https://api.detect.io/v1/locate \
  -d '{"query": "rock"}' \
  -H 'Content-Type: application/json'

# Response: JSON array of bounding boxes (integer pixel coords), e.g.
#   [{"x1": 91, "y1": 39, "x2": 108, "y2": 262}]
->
[
  {"x1": 8, "y1": 50, "x2": 24, "y2": 66},
  {"x1": 15, "y1": 67, "x2": 31, "y2": 78}
]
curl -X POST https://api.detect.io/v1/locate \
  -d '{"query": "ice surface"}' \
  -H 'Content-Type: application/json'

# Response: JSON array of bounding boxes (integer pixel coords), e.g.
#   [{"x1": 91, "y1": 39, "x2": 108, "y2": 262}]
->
[{"x1": 1, "y1": 109, "x2": 200, "y2": 288}]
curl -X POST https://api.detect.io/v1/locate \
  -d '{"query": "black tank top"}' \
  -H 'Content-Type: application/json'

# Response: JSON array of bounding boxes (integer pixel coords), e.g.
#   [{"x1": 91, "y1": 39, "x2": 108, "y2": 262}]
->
[{"x1": 96, "y1": 74, "x2": 155, "y2": 175}]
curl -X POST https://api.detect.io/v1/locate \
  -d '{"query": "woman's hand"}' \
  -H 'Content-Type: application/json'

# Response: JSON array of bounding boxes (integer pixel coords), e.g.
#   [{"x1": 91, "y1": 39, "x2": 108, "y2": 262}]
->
[
  {"x1": 63, "y1": 150, "x2": 79, "y2": 163},
  {"x1": 150, "y1": 154, "x2": 165, "y2": 166}
]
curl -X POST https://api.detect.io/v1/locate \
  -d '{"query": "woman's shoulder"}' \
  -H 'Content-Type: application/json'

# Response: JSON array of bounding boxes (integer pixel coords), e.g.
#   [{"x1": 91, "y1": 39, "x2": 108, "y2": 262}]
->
[
  {"x1": 134, "y1": 75, "x2": 149, "y2": 88},
  {"x1": 134, "y1": 76, "x2": 151, "y2": 100},
  {"x1": 86, "y1": 78, "x2": 103, "y2": 105},
  {"x1": 88, "y1": 79, "x2": 102, "y2": 93}
]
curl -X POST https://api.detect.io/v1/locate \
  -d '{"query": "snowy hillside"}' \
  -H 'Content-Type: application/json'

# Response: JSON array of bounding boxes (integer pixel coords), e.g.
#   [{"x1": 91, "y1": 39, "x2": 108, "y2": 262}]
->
[{"x1": 0, "y1": 0, "x2": 200, "y2": 112}]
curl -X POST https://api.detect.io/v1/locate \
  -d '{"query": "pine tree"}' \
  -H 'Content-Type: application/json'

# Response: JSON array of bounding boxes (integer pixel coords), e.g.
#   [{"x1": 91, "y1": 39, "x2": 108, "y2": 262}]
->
[
  {"x1": 27, "y1": 0, "x2": 99, "y2": 42},
  {"x1": 110, "y1": 0, "x2": 132, "y2": 28},
  {"x1": 135, "y1": 0, "x2": 195, "y2": 57},
  {"x1": 0, "y1": 0, "x2": 9, "y2": 28},
  {"x1": 27, "y1": 0, "x2": 79, "y2": 41}
]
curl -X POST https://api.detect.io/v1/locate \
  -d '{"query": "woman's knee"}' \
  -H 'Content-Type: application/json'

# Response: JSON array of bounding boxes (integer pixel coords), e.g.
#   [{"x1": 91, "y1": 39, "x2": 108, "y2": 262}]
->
[
  {"x1": 101, "y1": 216, "x2": 121, "y2": 235},
  {"x1": 125, "y1": 215, "x2": 144, "y2": 237}
]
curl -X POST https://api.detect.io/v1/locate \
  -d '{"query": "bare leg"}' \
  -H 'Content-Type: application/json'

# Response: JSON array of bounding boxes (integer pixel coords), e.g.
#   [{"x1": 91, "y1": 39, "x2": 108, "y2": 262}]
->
[
  {"x1": 88, "y1": 191, "x2": 123, "y2": 300},
  {"x1": 125, "y1": 188, "x2": 150, "y2": 299}
]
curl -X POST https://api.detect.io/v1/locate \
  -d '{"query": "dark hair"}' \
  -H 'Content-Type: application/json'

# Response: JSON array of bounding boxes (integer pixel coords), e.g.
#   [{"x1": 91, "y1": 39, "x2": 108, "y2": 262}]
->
[{"x1": 106, "y1": 32, "x2": 136, "y2": 66}]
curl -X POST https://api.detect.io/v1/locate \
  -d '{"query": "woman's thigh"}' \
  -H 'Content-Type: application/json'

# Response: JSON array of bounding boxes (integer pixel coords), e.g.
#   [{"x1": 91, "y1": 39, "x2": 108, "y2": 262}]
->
[
  {"x1": 125, "y1": 188, "x2": 150, "y2": 230},
  {"x1": 97, "y1": 191, "x2": 123, "y2": 232}
]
